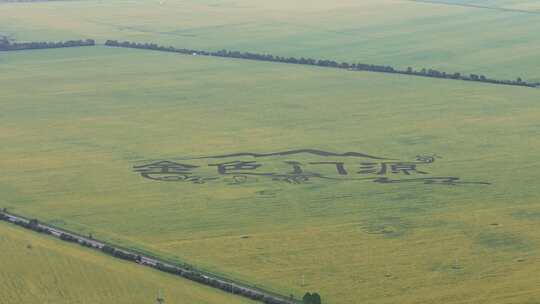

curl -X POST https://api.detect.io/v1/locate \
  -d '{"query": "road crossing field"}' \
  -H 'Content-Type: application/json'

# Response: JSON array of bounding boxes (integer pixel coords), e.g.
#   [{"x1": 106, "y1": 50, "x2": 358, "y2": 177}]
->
[{"x1": 0, "y1": 221, "x2": 253, "y2": 304}]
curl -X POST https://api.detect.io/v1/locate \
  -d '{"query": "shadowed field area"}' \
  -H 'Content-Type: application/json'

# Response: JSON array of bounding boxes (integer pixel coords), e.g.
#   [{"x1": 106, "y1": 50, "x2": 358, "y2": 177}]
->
[
  {"x1": 0, "y1": 221, "x2": 253, "y2": 304},
  {"x1": 1, "y1": 46, "x2": 540, "y2": 303}
]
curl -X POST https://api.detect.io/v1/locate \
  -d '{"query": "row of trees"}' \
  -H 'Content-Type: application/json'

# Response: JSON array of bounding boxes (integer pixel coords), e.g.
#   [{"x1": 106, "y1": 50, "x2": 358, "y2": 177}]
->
[
  {"x1": 0, "y1": 39, "x2": 95, "y2": 51},
  {"x1": 303, "y1": 292, "x2": 322, "y2": 304},
  {"x1": 0, "y1": 213, "x2": 97, "y2": 248},
  {"x1": 99, "y1": 242, "x2": 297, "y2": 303},
  {"x1": 59, "y1": 232, "x2": 79, "y2": 243},
  {"x1": 101, "y1": 245, "x2": 144, "y2": 262},
  {"x1": 10, "y1": 218, "x2": 50, "y2": 234},
  {"x1": 150, "y1": 262, "x2": 293, "y2": 304},
  {"x1": 104, "y1": 40, "x2": 539, "y2": 88},
  {"x1": 0, "y1": 210, "x2": 300, "y2": 304}
]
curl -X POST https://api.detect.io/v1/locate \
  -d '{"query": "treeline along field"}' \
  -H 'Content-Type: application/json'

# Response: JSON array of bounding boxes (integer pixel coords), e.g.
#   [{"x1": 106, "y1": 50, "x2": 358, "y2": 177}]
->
[
  {"x1": 104, "y1": 40, "x2": 540, "y2": 88},
  {"x1": 1, "y1": 0, "x2": 539, "y2": 81},
  {"x1": 0, "y1": 38, "x2": 95, "y2": 51},
  {"x1": 2, "y1": 37, "x2": 537, "y2": 88}
]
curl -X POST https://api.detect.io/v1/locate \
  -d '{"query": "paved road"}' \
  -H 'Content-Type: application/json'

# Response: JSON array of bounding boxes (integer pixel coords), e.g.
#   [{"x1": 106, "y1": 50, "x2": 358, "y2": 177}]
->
[{"x1": 1, "y1": 211, "x2": 297, "y2": 304}]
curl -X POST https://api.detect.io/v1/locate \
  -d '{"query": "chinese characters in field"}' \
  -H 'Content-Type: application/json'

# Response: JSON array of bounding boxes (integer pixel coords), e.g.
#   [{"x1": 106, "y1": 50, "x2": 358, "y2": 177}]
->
[{"x1": 133, "y1": 150, "x2": 489, "y2": 186}]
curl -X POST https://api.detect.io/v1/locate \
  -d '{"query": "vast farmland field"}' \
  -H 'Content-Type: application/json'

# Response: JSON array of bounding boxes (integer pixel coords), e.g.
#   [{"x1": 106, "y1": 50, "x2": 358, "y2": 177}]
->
[
  {"x1": 0, "y1": 221, "x2": 253, "y2": 304},
  {"x1": 1, "y1": 1, "x2": 540, "y2": 304},
  {"x1": 2, "y1": 46, "x2": 540, "y2": 303}
]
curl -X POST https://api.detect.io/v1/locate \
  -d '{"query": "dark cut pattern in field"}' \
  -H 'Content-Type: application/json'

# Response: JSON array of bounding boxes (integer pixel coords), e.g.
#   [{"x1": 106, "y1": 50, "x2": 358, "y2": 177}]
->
[
  {"x1": 192, "y1": 149, "x2": 391, "y2": 160},
  {"x1": 133, "y1": 151, "x2": 491, "y2": 186}
]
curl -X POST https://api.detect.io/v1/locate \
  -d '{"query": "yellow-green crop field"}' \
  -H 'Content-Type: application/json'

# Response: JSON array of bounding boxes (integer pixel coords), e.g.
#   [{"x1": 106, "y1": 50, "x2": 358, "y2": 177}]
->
[
  {"x1": 0, "y1": 221, "x2": 253, "y2": 304},
  {"x1": 1, "y1": 1, "x2": 540, "y2": 304}
]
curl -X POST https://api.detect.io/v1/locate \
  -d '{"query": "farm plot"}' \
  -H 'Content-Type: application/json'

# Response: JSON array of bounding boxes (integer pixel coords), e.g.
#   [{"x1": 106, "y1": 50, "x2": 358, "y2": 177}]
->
[{"x1": 1, "y1": 46, "x2": 540, "y2": 303}]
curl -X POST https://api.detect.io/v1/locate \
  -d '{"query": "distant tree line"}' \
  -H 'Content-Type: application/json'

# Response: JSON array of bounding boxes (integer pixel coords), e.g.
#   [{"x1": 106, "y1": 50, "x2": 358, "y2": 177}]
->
[
  {"x1": 0, "y1": 39, "x2": 95, "y2": 51},
  {"x1": 104, "y1": 39, "x2": 540, "y2": 88}
]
